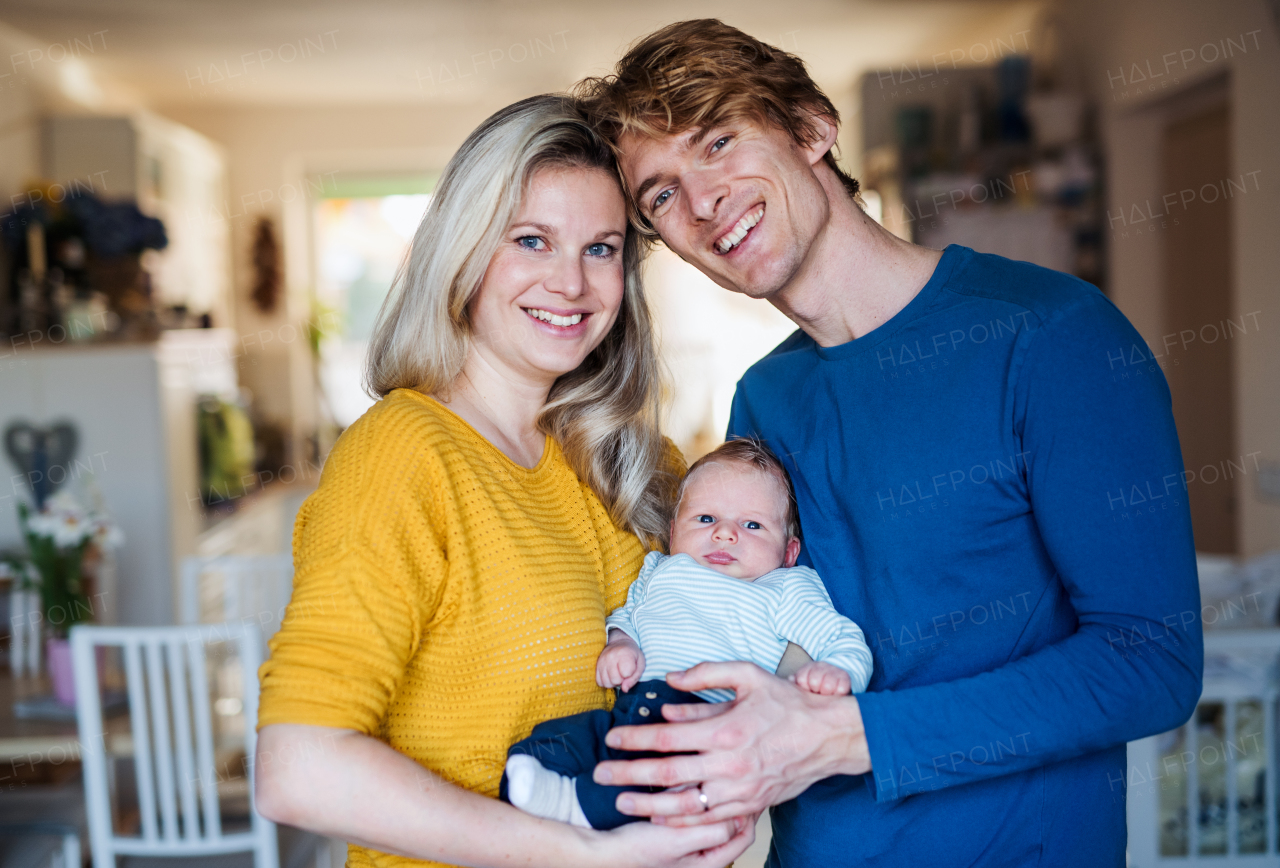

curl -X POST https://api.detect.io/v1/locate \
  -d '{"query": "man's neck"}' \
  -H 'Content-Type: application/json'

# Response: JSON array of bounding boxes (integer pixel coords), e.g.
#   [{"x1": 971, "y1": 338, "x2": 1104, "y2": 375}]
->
[{"x1": 769, "y1": 171, "x2": 944, "y2": 348}]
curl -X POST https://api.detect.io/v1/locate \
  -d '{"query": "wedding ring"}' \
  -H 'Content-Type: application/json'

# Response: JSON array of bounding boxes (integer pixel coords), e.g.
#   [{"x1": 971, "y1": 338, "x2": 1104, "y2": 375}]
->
[{"x1": 698, "y1": 786, "x2": 709, "y2": 810}]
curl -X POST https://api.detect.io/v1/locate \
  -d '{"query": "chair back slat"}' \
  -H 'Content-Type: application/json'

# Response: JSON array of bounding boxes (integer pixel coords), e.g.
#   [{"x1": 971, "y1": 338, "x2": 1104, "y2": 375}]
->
[
  {"x1": 233, "y1": 624, "x2": 278, "y2": 868},
  {"x1": 71, "y1": 627, "x2": 111, "y2": 860},
  {"x1": 123, "y1": 640, "x2": 160, "y2": 844},
  {"x1": 186, "y1": 633, "x2": 223, "y2": 839},
  {"x1": 165, "y1": 638, "x2": 201, "y2": 840},
  {"x1": 143, "y1": 640, "x2": 180, "y2": 842}
]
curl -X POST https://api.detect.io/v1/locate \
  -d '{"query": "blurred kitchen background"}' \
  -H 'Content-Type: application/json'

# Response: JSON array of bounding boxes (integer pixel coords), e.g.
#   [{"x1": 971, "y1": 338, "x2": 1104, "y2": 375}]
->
[{"x1": 0, "y1": 1, "x2": 1276, "y2": 866}]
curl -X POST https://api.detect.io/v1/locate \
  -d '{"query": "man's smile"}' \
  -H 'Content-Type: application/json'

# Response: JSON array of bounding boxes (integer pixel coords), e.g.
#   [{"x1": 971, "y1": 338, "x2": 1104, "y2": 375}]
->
[{"x1": 715, "y1": 204, "x2": 765, "y2": 254}]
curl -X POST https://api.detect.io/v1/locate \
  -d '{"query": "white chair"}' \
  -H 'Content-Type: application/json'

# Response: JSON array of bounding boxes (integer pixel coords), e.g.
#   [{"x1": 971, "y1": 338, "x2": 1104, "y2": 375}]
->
[
  {"x1": 1127, "y1": 629, "x2": 1280, "y2": 865},
  {"x1": 179, "y1": 556, "x2": 294, "y2": 639},
  {"x1": 71, "y1": 622, "x2": 317, "y2": 868}
]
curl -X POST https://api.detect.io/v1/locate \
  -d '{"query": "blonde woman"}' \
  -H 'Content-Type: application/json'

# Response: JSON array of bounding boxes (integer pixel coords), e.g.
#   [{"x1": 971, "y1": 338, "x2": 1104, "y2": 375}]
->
[{"x1": 253, "y1": 95, "x2": 755, "y2": 868}]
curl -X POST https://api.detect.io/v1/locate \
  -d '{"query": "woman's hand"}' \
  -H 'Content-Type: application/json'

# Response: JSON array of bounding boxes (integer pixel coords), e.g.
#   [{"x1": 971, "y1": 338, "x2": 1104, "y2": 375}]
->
[
  {"x1": 789, "y1": 661, "x2": 852, "y2": 696},
  {"x1": 598, "y1": 631, "x2": 646, "y2": 691},
  {"x1": 588, "y1": 812, "x2": 757, "y2": 868}
]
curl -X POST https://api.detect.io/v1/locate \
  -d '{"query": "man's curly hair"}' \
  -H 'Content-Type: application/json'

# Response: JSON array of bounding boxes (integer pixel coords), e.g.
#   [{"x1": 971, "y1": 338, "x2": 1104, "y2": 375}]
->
[{"x1": 575, "y1": 18, "x2": 859, "y2": 233}]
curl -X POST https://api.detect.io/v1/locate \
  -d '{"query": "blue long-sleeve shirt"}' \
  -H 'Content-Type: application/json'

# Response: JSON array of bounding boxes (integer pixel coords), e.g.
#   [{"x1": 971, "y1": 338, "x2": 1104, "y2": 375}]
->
[{"x1": 727, "y1": 245, "x2": 1202, "y2": 867}]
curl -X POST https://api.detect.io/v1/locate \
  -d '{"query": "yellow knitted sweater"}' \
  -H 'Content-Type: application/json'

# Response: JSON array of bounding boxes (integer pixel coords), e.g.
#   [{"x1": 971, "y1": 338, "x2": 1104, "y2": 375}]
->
[{"x1": 258, "y1": 388, "x2": 659, "y2": 868}]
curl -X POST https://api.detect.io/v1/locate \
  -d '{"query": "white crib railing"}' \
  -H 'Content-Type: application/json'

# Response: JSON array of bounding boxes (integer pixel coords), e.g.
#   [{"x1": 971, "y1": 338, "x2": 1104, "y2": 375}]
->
[{"x1": 1129, "y1": 629, "x2": 1280, "y2": 865}]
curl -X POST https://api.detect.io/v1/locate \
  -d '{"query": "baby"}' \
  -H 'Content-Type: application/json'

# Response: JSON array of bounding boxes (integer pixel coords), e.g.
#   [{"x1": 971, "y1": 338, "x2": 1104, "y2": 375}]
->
[{"x1": 501, "y1": 438, "x2": 873, "y2": 830}]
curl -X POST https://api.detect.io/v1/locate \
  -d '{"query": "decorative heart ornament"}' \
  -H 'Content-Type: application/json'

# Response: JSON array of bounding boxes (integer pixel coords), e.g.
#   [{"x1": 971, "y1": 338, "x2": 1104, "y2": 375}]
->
[{"x1": 3, "y1": 421, "x2": 80, "y2": 508}]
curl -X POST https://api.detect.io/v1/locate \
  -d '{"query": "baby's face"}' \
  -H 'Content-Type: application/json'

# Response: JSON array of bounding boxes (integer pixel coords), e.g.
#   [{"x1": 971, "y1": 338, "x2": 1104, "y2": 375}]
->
[{"x1": 669, "y1": 460, "x2": 800, "y2": 581}]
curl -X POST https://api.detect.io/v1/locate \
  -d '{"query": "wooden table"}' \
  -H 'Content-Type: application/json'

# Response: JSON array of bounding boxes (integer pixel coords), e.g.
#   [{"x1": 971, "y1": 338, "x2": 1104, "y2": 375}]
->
[{"x1": 0, "y1": 671, "x2": 131, "y2": 768}]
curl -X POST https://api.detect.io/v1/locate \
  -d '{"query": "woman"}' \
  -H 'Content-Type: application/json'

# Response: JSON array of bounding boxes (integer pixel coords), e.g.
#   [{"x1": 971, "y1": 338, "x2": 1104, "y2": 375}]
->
[{"x1": 253, "y1": 95, "x2": 754, "y2": 867}]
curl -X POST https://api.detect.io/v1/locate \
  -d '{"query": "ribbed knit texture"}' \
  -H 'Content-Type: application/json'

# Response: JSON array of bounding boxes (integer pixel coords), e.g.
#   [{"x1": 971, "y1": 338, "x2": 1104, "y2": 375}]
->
[{"x1": 258, "y1": 388, "x2": 652, "y2": 868}]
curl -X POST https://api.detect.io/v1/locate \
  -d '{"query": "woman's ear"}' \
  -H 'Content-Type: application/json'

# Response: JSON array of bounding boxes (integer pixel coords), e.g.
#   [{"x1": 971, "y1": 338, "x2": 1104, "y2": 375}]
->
[{"x1": 784, "y1": 537, "x2": 802, "y2": 568}]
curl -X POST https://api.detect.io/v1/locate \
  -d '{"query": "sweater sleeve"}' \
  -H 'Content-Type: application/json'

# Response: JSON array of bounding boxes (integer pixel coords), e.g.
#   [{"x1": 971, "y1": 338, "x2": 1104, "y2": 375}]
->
[
  {"x1": 772, "y1": 568, "x2": 874, "y2": 693},
  {"x1": 257, "y1": 407, "x2": 449, "y2": 735},
  {"x1": 855, "y1": 295, "x2": 1203, "y2": 801}
]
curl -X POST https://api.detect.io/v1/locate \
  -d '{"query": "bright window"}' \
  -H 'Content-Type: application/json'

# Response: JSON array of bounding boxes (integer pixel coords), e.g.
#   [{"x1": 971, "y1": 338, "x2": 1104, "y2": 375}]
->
[{"x1": 312, "y1": 188, "x2": 431, "y2": 427}]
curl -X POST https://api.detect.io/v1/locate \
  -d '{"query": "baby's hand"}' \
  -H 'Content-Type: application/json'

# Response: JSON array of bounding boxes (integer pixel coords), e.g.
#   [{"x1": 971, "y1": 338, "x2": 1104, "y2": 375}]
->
[
  {"x1": 597, "y1": 634, "x2": 646, "y2": 691},
  {"x1": 790, "y1": 661, "x2": 852, "y2": 696}
]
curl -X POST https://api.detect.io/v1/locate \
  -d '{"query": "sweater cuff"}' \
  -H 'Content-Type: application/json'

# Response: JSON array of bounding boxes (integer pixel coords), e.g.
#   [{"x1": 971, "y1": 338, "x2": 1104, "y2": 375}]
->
[{"x1": 857, "y1": 691, "x2": 905, "y2": 803}]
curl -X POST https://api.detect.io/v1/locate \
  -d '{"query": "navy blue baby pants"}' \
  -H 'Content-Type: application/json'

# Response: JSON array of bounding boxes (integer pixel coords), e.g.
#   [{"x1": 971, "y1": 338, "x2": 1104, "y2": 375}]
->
[{"x1": 500, "y1": 679, "x2": 707, "y2": 829}]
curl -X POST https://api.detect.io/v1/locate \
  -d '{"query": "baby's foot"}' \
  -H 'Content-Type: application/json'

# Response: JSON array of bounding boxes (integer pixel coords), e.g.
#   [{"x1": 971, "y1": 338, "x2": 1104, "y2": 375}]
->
[{"x1": 505, "y1": 755, "x2": 590, "y2": 827}]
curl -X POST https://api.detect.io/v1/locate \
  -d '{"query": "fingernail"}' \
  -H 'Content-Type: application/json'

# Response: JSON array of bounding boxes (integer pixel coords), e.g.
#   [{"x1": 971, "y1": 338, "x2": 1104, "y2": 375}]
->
[
  {"x1": 605, "y1": 732, "x2": 620, "y2": 748},
  {"x1": 617, "y1": 795, "x2": 635, "y2": 813},
  {"x1": 595, "y1": 766, "x2": 614, "y2": 783}
]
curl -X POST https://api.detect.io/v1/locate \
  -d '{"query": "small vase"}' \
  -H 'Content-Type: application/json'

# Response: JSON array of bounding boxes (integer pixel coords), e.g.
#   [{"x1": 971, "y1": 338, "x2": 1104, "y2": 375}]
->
[{"x1": 46, "y1": 637, "x2": 76, "y2": 706}]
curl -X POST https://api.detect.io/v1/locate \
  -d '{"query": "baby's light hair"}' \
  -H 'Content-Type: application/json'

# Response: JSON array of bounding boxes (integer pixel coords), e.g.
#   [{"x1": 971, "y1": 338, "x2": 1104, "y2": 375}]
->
[{"x1": 675, "y1": 437, "x2": 801, "y2": 541}]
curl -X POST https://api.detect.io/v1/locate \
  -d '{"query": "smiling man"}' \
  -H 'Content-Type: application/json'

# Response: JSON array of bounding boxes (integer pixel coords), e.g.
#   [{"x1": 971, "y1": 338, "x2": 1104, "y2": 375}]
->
[{"x1": 575, "y1": 19, "x2": 1203, "y2": 867}]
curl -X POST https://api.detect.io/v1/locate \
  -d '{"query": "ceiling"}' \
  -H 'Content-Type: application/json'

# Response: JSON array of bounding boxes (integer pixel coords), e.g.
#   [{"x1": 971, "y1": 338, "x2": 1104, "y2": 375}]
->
[{"x1": 0, "y1": 0, "x2": 1045, "y2": 110}]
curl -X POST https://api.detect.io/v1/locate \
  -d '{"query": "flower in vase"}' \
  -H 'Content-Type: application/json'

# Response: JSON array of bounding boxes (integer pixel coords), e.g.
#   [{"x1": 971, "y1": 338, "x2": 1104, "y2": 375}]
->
[
  {"x1": 24, "y1": 491, "x2": 124, "y2": 549},
  {"x1": 19, "y1": 492, "x2": 123, "y2": 638}
]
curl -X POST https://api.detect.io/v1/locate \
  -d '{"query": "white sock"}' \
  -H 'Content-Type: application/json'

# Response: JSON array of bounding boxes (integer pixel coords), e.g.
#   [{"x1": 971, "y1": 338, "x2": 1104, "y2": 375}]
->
[{"x1": 505, "y1": 754, "x2": 591, "y2": 828}]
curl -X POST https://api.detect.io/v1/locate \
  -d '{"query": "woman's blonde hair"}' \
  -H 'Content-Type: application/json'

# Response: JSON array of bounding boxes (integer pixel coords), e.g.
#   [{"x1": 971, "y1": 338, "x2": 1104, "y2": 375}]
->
[{"x1": 366, "y1": 93, "x2": 677, "y2": 549}]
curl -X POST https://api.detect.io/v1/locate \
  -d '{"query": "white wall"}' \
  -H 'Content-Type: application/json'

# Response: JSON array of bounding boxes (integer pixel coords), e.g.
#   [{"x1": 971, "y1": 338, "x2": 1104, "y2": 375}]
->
[
  {"x1": 162, "y1": 103, "x2": 491, "y2": 456},
  {"x1": 0, "y1": 345, "x2": 171, "y2": 625},
  {"x1": 0, "y1": 77, "x2": 42, "y2": 222},
  {"x1": 1057, "y1": 0, "x2": 1280, "y2": 556},
  {"x1": 0, "y1": 331, "x2": 242, "y2": 626}
]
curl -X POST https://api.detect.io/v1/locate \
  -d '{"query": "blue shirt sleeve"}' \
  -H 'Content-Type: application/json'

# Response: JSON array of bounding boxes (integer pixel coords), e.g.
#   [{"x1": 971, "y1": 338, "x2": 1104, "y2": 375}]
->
[{"x1": 847, "y1": 295, "x2": 1202, "y2": 800}]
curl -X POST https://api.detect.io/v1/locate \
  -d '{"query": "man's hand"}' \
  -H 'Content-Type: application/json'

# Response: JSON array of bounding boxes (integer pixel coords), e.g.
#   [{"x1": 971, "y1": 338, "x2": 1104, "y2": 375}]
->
[
  {"x1": 592, "y1": 662, "x2": 871, "y2": 825},
  {"x1": 789, "y1": 661, "x2": 851, "y2": 696},
  {"x1": 598, "y1": 632, "x2": 646, "y2": 691}
]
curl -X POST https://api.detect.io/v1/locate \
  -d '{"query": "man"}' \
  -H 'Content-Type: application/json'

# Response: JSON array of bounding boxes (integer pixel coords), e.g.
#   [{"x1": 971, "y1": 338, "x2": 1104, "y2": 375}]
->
[{"x1": 575, "y1": 19, "x2": 1202, "y2": 867}]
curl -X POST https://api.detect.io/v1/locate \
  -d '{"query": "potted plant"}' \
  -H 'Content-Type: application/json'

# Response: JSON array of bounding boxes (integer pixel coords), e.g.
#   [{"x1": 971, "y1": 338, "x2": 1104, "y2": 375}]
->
[{"x1": 18, "y1": 492, "x2": 123, "y2": 705}]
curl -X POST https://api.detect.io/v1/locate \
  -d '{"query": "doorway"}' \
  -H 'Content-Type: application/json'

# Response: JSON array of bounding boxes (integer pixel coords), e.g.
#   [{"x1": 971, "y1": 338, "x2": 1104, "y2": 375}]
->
[
  {"x1": 310, "y1": 177, "x2": 434, "y2": 428},
  {"x1": 1161, "y1": 97, "x2": 1236, "y2": 553}
]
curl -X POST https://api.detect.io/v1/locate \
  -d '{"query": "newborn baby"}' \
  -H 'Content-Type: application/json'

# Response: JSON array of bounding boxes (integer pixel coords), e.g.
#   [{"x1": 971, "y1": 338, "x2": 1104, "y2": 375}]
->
[{"x1": 501, "y1": 438, "x2": 873, "y2": 829}]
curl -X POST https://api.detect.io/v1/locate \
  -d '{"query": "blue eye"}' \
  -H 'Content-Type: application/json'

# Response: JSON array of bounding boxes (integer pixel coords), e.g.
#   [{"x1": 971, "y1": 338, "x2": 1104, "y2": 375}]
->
[
  {"x1": 711, "y1": 135, "x2": 730, "y2": 151},
  {"x1": 518, "y1": 236, "x2": 546, "y2": 250},
  {"x1": 744, "y1": 521, "x2": 762, "y2": 530},
  {"x1": 696, "y1": 515, "x2": 714, "y2": 524},
  {"x1": 653, "y1": 189, "x2": 673, "y2": 210},
  {"x1": 586, "y1": 242, "x2": 613, "y2": 257}
]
